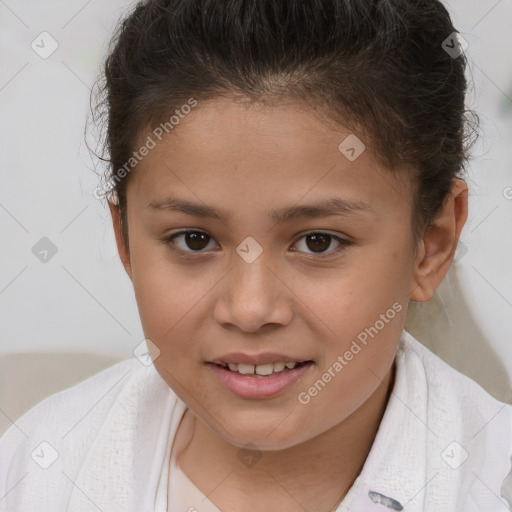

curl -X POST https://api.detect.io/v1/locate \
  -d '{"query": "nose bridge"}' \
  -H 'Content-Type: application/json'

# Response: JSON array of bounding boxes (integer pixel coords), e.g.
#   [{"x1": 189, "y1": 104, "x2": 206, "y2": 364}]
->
[
  {"x1": 230, "y1": 245, "x2": 281, "y2": 304},
  {"x1": 214, "y1": 244, "x2": 292, "y2": 331}
]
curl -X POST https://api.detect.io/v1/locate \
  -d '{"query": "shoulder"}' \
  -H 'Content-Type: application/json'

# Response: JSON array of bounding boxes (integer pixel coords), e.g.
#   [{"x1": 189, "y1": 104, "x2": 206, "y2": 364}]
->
[
  {"x1": 396, "y1": 329, "x2": 512, "y2": 451},
  {"x1": 0, "y1": 357, "x2": 142, "y2": 485},
  {"x1": 1, "y1": 357, "x2": 142, "y2": 439},
  {"x1": 0, "y1": 357, "x2": 181, "y2": 511},
  {"x1": 399, "y1": 329, "x2": 509, "y2": 411},
  {"x1": 399, "y1": 330, "x2": 512, "y2": 508},
  {"x1": 365, "y1": 330, "x2": 512, "y2": 510}
]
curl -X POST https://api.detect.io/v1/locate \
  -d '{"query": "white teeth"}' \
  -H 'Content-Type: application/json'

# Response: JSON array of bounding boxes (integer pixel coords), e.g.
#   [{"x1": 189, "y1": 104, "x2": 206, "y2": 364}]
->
[
  {"x1": 273, "y1": 362, "x2": 286, "y2": 372},
  {"x1": 223, "y1": 361, "x2": 302, "y2": 375},
  {"x1": 255, "y1": 363, "x2": 274, "y2": 376},
  {"x1": 237, "y1": 364, "x2": 255, "y2": 375}
]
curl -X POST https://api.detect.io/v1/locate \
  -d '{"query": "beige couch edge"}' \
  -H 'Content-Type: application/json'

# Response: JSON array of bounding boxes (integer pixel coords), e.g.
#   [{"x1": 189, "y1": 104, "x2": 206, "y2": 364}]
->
[{"x1": 0, "y1": 353, "x2": 126, "y2": 438}]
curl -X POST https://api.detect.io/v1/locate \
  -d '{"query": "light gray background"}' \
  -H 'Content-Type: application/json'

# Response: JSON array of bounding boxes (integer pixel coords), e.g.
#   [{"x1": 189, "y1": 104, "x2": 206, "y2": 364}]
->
[{"x1": 1, "y1": 0, "x2": 511, "y2": 379}]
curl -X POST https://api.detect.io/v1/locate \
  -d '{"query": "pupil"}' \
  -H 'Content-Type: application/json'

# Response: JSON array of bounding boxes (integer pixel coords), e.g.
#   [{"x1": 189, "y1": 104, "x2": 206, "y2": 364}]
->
[
  {"x1": 183, "y1": 233, "x2": 331, "y2": 252},
  {"x1": 186, "y1": 231, "x2": 210, "y2": 250},
  {"x1": 306, "y1": 234, "x2": 330, "y2": 252}
]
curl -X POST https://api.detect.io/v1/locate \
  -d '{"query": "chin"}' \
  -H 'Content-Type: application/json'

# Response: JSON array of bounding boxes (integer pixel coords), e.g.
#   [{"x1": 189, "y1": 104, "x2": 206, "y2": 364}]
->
[{"x1": 209, "y1": 415, "x2": 310, "y2": 451}]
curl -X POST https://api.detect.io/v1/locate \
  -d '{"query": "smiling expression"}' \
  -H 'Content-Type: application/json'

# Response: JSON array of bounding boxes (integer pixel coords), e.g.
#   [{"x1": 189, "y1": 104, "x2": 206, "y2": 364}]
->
[{"x1": 113, "y1": 98, "x2": 420, "y2": 450}]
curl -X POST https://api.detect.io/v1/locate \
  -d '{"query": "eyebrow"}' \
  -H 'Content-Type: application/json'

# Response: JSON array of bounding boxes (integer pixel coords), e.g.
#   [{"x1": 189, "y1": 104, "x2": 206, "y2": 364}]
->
[{"x1": 146, "y1": 196, "x2": 374, "y2": 223}]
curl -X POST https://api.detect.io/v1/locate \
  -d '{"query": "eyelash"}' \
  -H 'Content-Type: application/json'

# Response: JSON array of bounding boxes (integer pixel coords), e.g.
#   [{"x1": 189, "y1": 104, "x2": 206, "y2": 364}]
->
[{"x1": 161, "y1": 230, "x2": 351, "y2": 258}]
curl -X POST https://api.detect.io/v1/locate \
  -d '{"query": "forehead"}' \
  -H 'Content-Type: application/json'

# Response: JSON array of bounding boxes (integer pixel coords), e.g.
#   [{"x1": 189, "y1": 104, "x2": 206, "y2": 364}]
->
[
  {"x1": 143, "y1": 98, "x2": 359, "y2": 160},
  {"x1": 128, "y1": 99, "x2": 413, "y2": 219}
]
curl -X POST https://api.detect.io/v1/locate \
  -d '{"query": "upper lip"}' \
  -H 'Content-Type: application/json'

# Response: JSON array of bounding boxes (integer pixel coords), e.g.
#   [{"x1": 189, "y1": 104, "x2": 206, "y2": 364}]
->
[{"x1": 210, "y1": 352, "x2": 313, "y2": 366}]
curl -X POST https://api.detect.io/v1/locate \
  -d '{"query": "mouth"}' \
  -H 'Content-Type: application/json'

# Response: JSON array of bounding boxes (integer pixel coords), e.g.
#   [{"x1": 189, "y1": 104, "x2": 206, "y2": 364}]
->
[
  {"x1": 210, "y1": 360, "x2": 314, "y2": 378},
  {"x1": 208, "y1": 359, "x2": 315, "y2": 399}
]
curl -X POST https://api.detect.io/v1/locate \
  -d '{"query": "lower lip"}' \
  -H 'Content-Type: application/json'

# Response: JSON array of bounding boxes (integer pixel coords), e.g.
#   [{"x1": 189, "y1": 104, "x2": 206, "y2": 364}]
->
[{"x1": 208, "y1": 362, "x2": 314, "y2": 399}]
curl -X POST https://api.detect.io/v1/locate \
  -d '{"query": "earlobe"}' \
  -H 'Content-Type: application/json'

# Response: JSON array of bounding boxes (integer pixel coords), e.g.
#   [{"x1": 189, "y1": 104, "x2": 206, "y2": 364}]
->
[
  {"x1": 108, "y1": 198, "x2": 133, "y2": 281},
  {"x1": 410, "y1": 179, "x2": 468, "y2": 302}
]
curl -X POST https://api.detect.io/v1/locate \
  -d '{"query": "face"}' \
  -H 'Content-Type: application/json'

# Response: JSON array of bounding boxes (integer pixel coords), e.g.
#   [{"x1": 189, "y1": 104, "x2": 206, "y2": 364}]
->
[{"x1": 115, "y1": 99, "x2": 420, "y2": 451}]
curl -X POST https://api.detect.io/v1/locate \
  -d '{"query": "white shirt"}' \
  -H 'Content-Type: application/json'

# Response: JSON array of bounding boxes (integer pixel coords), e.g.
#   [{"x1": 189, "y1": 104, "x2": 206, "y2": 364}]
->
[{"x1": 0, "y1": 330, "x2": 511, "y2": 511}]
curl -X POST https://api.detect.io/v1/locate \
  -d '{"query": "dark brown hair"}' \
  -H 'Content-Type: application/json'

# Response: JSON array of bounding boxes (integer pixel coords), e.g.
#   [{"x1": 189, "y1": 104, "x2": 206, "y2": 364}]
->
[{"x1": 90, "y1": 0, "x2": 478, "y2": 248}]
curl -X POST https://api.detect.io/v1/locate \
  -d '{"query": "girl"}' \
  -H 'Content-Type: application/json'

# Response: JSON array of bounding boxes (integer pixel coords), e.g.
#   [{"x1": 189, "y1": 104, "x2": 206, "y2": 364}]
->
[{"x1": 1, "y1": 0, "x2": 511, "y2": 511}]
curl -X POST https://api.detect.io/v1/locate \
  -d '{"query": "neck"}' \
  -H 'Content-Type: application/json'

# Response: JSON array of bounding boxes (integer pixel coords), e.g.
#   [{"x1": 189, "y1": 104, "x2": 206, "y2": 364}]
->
[{"x1": 177, "y1": 362, "x2": 395, "y2": 512}]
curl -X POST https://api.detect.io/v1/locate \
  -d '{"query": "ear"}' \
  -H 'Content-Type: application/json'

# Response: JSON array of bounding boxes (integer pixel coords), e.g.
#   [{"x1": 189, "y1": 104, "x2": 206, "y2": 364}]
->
[
  {"x1": 108, "y1": 197, "x2": 133, "y2": 281},
  {"x1": 410, "y1": 179, "x2": 468, "y2": 302}
]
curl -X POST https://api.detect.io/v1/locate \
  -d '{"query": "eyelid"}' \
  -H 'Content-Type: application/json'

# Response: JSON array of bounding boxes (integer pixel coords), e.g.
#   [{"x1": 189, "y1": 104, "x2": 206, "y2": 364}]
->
[
  {"x1": 291, "y1": 230, "x2": 350, "y2": 258},
  {"x1": 161, "y1": 229, "x2": 351, "y2": 257},
  {"x1": 163, "y1": 229, "x2": 219, "y2": 254}
]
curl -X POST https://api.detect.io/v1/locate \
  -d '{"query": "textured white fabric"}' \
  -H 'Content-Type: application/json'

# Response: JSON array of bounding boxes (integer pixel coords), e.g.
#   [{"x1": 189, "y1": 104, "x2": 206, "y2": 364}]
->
[{"x1": 0, "y1": 330, "x2": 511, "y2": 512}]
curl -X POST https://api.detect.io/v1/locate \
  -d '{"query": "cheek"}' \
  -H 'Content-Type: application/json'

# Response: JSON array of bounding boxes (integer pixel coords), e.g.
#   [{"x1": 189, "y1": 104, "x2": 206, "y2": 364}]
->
[
  {"x1": 293, "y1": 275, "x2": 404, "y2": 436},
  {"x1": 292, "y1": 342, "x2": 396, "y2": 445},
  {"x1": 129, "y1": 245, "x2": 213, "y2": 352},
  {"x1": 297, "y1": 248, "x2": 407, "y2": 397},
  {"x1": 302, "y1": 251, "x2": 409, "y2": 335},
  {"x1": 132, "y1": 259, "x2": 214, "y2": 396}
]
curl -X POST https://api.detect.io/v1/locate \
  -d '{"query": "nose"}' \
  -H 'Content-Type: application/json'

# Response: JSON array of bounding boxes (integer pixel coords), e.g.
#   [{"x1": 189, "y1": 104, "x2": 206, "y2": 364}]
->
[{"x1": 213, "y1": 252, "x2": 293, "y2": 334}]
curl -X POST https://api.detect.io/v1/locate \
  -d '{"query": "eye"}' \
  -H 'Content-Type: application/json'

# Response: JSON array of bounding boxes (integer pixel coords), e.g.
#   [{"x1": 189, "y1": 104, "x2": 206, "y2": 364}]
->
[
  {"x1": 291, "y1": 231, "x2": 350, "y2": 257},
  {"x1": 162, "y1": 230, "x2": 350, "y2": 257},
  {"x1": 163, "y1": 230, "x2": 219, "y2": 253}
]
